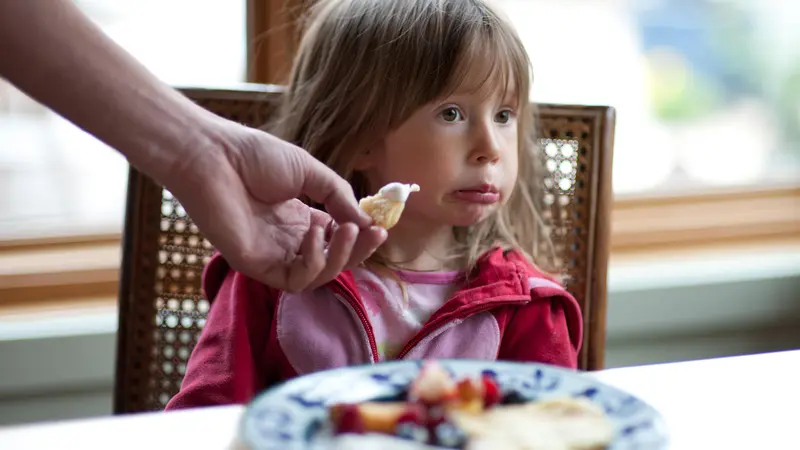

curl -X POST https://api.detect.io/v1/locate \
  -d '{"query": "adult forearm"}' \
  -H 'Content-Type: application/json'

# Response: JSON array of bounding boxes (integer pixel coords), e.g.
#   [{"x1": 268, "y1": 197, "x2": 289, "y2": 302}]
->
[{"x1": 0, "y1": 0, "x2": 223, "y2": 184}]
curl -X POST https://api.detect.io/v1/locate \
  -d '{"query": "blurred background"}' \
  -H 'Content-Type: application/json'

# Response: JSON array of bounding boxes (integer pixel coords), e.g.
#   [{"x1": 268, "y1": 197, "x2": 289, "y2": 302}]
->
[{"x1": 0, "y1": 0, "x2": 798, "y2": 427}]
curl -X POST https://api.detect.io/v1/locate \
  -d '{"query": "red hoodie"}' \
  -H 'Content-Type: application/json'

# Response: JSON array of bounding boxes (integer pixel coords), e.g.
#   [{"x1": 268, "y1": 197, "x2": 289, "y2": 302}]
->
[{"x1": 165, "y1": 247, "x2": 583, "y2": 410}]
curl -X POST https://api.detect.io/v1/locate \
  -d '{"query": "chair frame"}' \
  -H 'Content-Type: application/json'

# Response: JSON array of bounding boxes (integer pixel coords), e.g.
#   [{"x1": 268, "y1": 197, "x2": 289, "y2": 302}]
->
[{"x1": 114, "y1": 83, "x2": 614, "y2": 414}]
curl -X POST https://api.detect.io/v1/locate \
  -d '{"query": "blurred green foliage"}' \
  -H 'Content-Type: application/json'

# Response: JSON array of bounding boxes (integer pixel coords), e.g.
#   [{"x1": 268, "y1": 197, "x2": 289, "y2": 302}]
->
[{"x1": 643, "y1": 0, "x2": 798, "y2": 157}]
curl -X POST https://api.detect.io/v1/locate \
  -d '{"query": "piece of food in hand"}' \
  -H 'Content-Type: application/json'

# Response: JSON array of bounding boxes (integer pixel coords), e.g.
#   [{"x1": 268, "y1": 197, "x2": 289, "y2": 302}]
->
[
  {"x1": 358, "y1": 182, "x2": 420, "y2": 230},
  {"x1": 408, "y1": 361, "x2": 458, "y2": 405}
]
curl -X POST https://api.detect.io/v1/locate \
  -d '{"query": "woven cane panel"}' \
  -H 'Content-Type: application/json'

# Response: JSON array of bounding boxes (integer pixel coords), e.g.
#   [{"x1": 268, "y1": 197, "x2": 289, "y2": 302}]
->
[
  {"x1": 537, "y1": 137, "x2": 581, "y2": 276},
  {"x1": 541, "y1": 119, "x2": 594, "y2": 277},
  {"x1": 116, "y1": 89, "x2": 610, "y2": 413},
  {"x1": 150, "y1": 189, "x2": 215, "y2": 407},
  {"x1": 537, "y1": 113, "x2": 605, "y2": 370}
]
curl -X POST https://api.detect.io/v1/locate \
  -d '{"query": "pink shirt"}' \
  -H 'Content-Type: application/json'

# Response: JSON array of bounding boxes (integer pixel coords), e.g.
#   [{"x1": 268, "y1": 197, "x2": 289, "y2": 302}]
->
[{"x1": 350, "y1": 267, "x2": 462, "y2": 360}]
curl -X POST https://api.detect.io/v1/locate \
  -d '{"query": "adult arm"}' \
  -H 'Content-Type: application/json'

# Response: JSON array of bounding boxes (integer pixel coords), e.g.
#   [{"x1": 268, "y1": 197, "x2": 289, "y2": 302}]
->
[{"x1": 0, "y1": 0, "x2": 386, "y2": 291}]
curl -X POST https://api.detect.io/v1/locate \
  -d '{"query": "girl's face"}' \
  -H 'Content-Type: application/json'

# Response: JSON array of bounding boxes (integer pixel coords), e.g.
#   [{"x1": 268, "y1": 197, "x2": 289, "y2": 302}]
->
[{"x1": 358, "y1": 69, "x2": 520, "y2": 228}]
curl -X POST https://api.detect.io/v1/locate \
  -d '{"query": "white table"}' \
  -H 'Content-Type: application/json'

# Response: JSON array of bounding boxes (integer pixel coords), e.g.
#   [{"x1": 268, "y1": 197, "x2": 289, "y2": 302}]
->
[{"x1": 1, "y1": 350, "x2": 797, "y2": 449}]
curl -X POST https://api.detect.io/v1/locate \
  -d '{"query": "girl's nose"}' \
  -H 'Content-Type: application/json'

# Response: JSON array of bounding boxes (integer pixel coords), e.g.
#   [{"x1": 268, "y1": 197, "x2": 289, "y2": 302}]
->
[{"x1": 470, "y1": 121, "x2": 501, "y2": 165}]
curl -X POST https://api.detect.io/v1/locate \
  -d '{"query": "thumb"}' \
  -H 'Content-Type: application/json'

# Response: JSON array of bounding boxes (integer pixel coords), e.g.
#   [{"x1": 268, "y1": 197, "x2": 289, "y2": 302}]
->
[{"x1": 299, "y1": 152, "x2": 372, "y2": 227}]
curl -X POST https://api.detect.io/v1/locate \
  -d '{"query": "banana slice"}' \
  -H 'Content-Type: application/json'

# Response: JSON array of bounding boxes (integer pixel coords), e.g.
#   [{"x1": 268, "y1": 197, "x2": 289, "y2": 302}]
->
[{"x1": 359, "y1": 183, "x2": 420, "y2": 230}]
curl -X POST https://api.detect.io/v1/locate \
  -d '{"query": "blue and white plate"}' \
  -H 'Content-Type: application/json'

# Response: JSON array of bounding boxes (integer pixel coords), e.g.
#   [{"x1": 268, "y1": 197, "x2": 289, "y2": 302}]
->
[{"x1": 240, "y1": 360, "x2": 669, "y2": 449}]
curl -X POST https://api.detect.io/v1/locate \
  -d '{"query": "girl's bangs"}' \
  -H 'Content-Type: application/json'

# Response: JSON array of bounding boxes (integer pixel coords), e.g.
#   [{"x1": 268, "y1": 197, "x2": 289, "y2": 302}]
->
[{"x1": 441, "y1": 24, "x2": 530, "y2": 107}]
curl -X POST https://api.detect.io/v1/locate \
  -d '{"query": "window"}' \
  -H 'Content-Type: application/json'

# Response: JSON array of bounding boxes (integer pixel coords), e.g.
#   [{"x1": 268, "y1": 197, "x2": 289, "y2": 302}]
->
[
  {"x1": 0, "y1": 0, "x2": 247, "y2": 241},
  {"x1": 494, "y1": 0, "x2": 799, "y2": 196},
  {"x1": 1, "y1": 0, "x2": 796, "y2": 311}
]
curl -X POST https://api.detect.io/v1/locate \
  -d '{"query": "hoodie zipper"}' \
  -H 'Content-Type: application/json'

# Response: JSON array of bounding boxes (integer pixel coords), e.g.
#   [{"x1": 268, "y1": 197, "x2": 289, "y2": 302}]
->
[
  {"x1": 330, "y1": 282, "x2": 380, "y2": 364},
  {"x1": 395, "y1": 297, "x2": 530, "y2": 359}
]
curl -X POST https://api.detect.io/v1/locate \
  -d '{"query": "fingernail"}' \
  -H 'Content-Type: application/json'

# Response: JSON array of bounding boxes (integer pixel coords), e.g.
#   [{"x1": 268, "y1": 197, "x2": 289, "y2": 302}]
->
[{"x1": 371, "y1": 226, "x2": 388, "y2": 239}]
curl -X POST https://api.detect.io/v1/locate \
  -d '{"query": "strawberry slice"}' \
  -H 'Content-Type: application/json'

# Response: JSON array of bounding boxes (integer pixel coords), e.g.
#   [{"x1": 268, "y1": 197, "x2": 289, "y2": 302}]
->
[
  {"x1": 331, "y1": 404, "x2": 364, "y2": 434},
  {"x1": 481, "y1": 375, "x2": 501, "y2": 408},
  {"x1": 396, "y1": 404, "x2": 427, "y2": 425}
]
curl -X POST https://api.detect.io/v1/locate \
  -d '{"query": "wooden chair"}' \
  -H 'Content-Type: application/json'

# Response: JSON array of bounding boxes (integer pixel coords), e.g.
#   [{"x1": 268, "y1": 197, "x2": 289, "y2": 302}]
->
[{"x1": 113, "y1": 83, "x2": 615, "y2": 414}]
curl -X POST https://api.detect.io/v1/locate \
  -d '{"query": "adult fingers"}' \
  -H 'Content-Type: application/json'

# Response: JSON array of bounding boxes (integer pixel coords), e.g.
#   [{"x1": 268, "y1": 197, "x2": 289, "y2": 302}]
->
[
  {"x1": 298, "y1": 153, "x2": 373, "y2": 228},
  {"x1": 344, "y1": 226, "x2": 387, "y2": 270},
  {"x1": 285, "y1": 225, "x2": 326, "y2": 293},
  {"x1": 307, "y1": 222, "x2": 359, "y2": 290}
]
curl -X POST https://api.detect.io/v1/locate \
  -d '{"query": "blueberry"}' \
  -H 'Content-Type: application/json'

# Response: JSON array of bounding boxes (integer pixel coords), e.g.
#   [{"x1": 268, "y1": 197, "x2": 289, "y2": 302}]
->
[
  {"x1": 433, "y1": 422, "x2": 467, "y2": 448},
  {"x1": 502, "y1": 390, "x2": 529, "y2": 405},
  {"x1": 396, "y1": 422, "x2": 429, "y2": 443}
]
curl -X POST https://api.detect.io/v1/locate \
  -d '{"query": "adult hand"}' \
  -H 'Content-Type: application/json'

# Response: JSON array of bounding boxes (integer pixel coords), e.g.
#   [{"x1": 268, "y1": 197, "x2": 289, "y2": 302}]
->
[{"x1": 170, "y1": 120, "x2": 386, "y2": 292}]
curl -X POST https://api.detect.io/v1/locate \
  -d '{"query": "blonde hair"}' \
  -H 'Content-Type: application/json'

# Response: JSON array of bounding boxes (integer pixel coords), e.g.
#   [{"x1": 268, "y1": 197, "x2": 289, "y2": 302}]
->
[{"x1": 268, "y1": 0, "x2": 558, "y2": 276}]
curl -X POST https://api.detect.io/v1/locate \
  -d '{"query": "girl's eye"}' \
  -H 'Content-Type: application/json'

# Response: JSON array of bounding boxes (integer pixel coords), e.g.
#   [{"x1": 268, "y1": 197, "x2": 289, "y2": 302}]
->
[
  {"x1": 495, "y1": 110, "x2": 513, "y2": 124},
  {"x1": 440, "y1": 107, "x2": 463, "y2": 122}
]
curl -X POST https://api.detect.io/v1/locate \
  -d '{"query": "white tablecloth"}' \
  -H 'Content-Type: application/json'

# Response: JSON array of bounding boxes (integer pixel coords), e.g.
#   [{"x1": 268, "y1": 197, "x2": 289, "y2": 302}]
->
[{"x1": 1, "y1": 350, "x2": 797, "y2": 449}]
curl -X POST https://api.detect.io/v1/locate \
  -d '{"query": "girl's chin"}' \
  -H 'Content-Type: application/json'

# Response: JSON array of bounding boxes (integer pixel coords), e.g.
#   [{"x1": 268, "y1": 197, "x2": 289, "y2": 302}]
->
[
  {"x1": 408, "y1": 204, "x2": 498, "y2": 228},
  {"x1": 448, "y1": 207, "x2": 497, "y2": 227}
]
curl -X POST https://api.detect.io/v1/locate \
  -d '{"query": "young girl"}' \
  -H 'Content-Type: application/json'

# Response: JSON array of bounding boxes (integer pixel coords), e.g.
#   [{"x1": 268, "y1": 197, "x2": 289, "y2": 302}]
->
[{"x1": 166, "y1": 0, "x2": 582, "y2": 410}]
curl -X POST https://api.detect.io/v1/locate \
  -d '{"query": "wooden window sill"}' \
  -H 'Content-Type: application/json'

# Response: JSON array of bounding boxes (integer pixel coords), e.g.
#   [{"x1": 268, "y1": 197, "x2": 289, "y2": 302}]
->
[
  {"x1": 611, "y1": 185, "x2": 799, "y2": 255},
  {"x1": 0, "y1": 185, "x2": 797, "y2": 313},
  {"x1": 0, "y1": 236, "x2": 121, "y2": 310}
]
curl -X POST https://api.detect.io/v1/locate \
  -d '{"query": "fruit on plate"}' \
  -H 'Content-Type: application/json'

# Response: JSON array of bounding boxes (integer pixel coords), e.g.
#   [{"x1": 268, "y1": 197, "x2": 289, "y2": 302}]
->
[
  {"x1": 330, "y1": 362, "x2": 506, "y2": 447},
  {"x1": 450, "y1": 374, "x2": 500, "y2": 413},
  {"x1": 328, "y1": 361, "x2": 615, "y2": 449},
  {"x1": 331, "y1": 402, "x2": 416, "y2": 435},
  {"x1": 408, "y1": 361, "x2": 458, "y2": 405},
  {"x1": 330, "y1": 404, "x2": 365, "y2": 435},
  {"x1": 479, "y1": 375, "x2": 501, "y2": 408},
  {"x1": 395, "y1": 408, "x2": 430, "y2": 443}
]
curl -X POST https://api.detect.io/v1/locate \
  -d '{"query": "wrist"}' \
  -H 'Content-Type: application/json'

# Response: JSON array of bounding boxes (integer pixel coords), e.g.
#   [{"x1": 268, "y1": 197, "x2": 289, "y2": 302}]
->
[
  {"x1": 124, "y1": 100, "x2": 229, "y2": 185},
  {"x1": 144, "y1": 110, "x2": 236, "y2": 196}
]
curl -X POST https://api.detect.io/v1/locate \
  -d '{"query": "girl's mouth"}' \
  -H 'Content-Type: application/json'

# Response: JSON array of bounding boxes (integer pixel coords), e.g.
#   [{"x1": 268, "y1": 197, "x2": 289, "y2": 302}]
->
[{"x1": 453, "y1": 184, "x2": 500, "y2": 204}]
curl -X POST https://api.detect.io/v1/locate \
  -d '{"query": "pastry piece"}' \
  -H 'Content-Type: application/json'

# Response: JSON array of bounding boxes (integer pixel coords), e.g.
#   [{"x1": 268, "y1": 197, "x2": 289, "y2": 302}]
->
[
  {"x1": 450, "y1": 396, "x2": 615, "y2": 450},
  {"x1": 358, "y1": 182, "x2": 420, "y2": 230}
]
